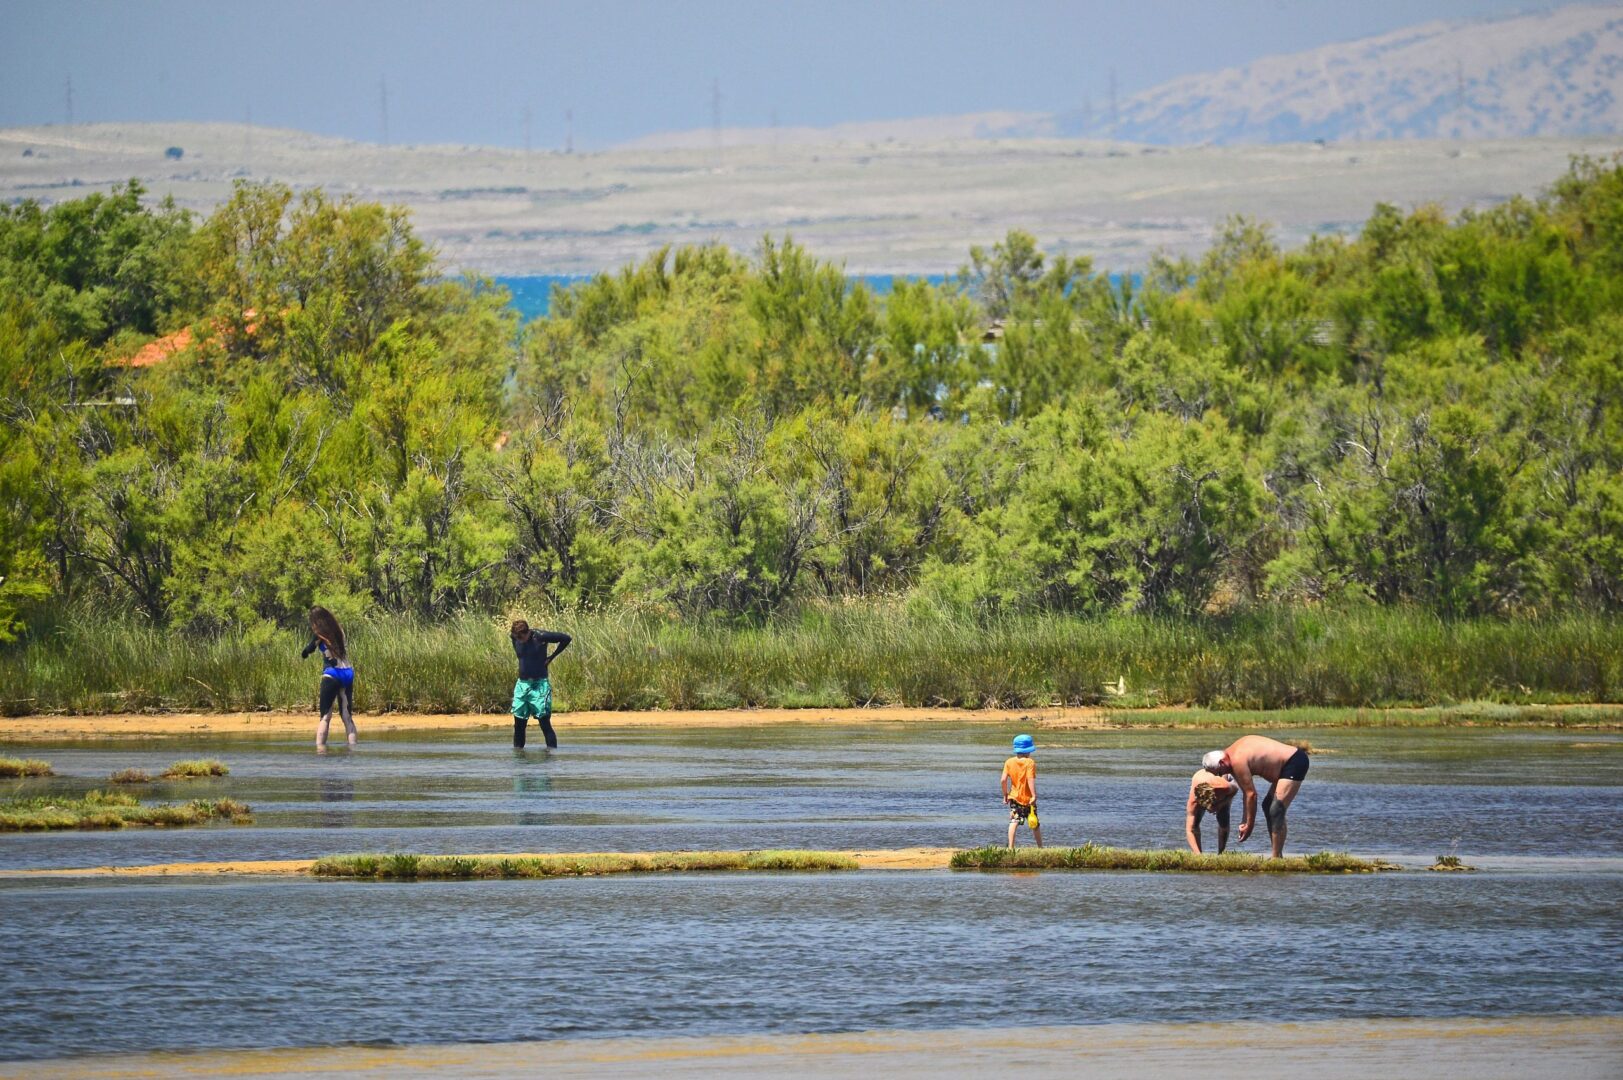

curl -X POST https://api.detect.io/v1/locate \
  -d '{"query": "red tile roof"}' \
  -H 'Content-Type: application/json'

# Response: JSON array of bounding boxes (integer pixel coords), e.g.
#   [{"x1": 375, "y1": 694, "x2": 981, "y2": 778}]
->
[
  {"x1": 119, "y1": 327, "x2": 193, "y2": 368},
  {"x1": 112, "y1": 310, "x2": 260, "y2": 369}
]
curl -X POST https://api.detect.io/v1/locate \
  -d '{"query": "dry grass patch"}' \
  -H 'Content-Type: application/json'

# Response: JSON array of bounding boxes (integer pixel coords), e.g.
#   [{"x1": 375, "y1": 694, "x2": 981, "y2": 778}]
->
[
  {"x1": 311, "y1": 850, "x2": 860, "y2": 880},
  {"x1": 0, "y1": 757, "x2": 54, "y2": 777},
  {"x1": 0, "y1": 790, "x2": 252, "y2": 830},
  {"x1": 109, "y1": 768, "x2": 152, "y2": 784},
  {"x1": 951, "y1": 844, "x2": 1394, "y2": 873}
]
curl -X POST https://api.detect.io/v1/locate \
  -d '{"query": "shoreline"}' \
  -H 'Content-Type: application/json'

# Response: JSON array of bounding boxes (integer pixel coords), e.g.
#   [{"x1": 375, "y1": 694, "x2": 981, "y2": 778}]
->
[
  {"x1": 0, "y1": 1016, "x2": 1616, "y2": 1078},
  {"x1": 0, "y1": 847, "x2": 957, "y2": 878},
  {"x1": 2, "y1": 703, "x2": 1621, "y2": 741}
]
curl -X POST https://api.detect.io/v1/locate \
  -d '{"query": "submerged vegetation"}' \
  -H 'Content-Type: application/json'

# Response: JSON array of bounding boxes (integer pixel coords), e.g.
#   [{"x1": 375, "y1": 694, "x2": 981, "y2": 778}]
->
[
  {"x1": 160, "y1": 759, "x2": 229, "y2": 779},
  {"x1": 0, "y1": 757, "x2": 53, "y2": 777},
  {"x1": 951, "y1": 844, "x2": 1394, "y2": 873},
  {"x1": 2, "y1": 161, "x2": 1621, "y2": 711},
  {"x1": 0, "y1": 790, "x2": 251, "y2": 830},
  {"x1": 311, "y1": 850, "x2": 861, "y2": 880}
]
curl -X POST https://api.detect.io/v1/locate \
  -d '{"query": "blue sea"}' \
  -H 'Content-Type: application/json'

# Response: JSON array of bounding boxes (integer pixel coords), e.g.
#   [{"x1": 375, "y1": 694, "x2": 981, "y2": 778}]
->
[{"x1": 495, "y1": 274, "x2": 952, "y2": 323}]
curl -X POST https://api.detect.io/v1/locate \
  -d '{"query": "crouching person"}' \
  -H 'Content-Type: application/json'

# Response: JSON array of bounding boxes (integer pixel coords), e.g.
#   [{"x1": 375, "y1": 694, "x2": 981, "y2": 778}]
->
[{"x1": 1185, "y1": 766, "x2": 1236, "y2": 853}]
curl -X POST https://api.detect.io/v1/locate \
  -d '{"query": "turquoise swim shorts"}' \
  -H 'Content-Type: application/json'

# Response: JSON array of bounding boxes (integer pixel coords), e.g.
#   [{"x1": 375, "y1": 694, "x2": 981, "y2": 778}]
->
[{"x1": 511, "y1": 677, "x2": 552, "y2": 719}]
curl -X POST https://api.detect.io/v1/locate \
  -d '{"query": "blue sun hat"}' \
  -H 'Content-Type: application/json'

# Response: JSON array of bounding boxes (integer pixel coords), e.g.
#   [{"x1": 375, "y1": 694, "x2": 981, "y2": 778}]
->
[{"x1": 1012, "y1": 733, "x2": 1035, "y2": 755}]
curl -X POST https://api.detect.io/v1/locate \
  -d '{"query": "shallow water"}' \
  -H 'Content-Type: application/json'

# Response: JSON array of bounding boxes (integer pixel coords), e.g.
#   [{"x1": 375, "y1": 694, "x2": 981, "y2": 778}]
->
[
  {"x1": 1, "y1": 725, "x2": 1619, "y2": 1060},
  {"x1": 0, "y1": 726, "x2": 1618, "y2": 870},
  {"x1": 2, "y1": 870, "x2": 1619, "y2": 1059}
]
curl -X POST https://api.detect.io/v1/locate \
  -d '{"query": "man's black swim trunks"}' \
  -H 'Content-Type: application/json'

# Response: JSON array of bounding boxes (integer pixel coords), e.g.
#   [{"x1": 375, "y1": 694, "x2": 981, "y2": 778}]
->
[{"x1": 1279, "y1": 747, "x2": 1310, "y2": 782}]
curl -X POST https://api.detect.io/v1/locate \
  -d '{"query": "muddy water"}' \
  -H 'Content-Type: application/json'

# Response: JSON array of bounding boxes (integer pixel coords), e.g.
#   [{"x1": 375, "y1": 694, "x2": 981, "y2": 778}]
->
[{"x1": 0, "y1": 725, "x2": 1619, "y2": 1060}]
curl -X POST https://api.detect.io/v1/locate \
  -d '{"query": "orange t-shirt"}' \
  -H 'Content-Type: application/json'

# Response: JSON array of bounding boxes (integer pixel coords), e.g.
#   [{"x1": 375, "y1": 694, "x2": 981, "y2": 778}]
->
[{"x1": 1002, "y1": 755, "x2": 1036, "y2": 805}]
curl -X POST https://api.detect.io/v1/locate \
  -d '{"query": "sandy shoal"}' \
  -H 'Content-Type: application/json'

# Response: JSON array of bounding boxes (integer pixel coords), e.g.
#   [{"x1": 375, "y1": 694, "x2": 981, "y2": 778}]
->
[
  {"x1": 0, "y1": 706, "x2": 1119, "y2": 741},
  {"x1": 0, "y1": 1016, "x2": 1616, "y2": 1079},
  {"x1": 4, "y1": 704, "x2": 1619, "y2": 742},
  {"x1": 2, "y1": 847, "x2": 957, "y2": 878}
]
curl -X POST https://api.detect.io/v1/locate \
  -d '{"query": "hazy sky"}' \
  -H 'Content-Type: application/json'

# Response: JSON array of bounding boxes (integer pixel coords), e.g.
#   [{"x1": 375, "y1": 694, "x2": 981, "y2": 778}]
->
[{"x1": 0, "y1": 0, "x2": 1569, "y2": 148}]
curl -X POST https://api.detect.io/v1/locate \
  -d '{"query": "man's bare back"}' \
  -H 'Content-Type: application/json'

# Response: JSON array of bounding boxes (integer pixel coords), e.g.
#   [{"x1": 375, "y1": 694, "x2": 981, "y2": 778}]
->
[
  {"x1": 1223, "y1": 735, "x2": 1300, "y2": 782},
  {"x1": 1204, "y1": 734, "x2": 1312, "y2": 858}
]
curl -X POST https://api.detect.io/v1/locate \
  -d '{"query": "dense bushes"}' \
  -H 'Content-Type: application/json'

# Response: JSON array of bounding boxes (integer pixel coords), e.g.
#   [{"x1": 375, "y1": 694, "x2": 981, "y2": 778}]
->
[{"x1": 1, "y1": 160, "x2": 1621, "y2": 653}]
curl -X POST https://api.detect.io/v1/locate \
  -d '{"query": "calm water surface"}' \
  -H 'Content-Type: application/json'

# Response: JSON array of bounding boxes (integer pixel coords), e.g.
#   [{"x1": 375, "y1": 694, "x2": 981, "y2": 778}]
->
[
  {"x1": 1, "y1": 725, "x2": 1619, "y2": 1060},
  {"x1": 0, "y1": 726, "x2": 1618, "y2": 869}
]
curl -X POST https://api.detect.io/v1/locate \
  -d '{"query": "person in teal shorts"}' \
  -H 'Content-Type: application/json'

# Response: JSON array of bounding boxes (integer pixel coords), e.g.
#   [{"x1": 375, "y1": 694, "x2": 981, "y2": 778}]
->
[{"x1": 511, "y1": 618, "x2": 571, "y2": 748}]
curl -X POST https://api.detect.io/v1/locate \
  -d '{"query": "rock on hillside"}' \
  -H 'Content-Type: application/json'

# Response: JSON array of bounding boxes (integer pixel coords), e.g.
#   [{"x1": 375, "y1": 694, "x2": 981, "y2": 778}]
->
[{"x1": 1057, "y1": 3, "x2": 1623, "y2": 144}]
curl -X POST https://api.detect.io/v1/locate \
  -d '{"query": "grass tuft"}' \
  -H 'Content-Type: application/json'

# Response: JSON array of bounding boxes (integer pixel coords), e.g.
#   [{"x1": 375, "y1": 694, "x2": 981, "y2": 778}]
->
[
  {"x1": 950, "y1": 844, "x2": 1394, "y2": 873},
  {"x1": 161, "y1": 759, "x2": 229, "y2": 779},
  {"x1": 1431, "y1": 854, "x2": 1475, "y2": 871},
  {"x1": 0, "y1": 757, "x2": 53, "y2": 777},
  {"x1": 109, "y1": 768, "x2": 152, "y2": 784},
  {"x1": 0, "y1": 790, "x2": 252, "y2": 830},
  {"x1": 311, "y1": 849, "x2": 861, "y2": 880}
]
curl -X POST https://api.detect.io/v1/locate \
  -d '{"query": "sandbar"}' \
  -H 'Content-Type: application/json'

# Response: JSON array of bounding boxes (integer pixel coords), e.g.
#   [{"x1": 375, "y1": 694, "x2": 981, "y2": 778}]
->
[
  {"x1": 1, "y1": 847, "x2": 958, "y2": 878},
  {"x1": 0, "y1": 1016, "x2": 1615, "y2": 1079},
  {"x1": 4, "y1": 703, "x2": 1618, "y2": 742},
  {"x1": 0, "y1": 706, "x2": 1111, "y2": 741}
]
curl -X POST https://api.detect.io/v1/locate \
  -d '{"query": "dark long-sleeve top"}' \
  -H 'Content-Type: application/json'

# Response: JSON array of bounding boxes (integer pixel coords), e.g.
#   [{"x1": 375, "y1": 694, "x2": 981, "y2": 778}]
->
[
  {"x1": 514, "y1": 630, "x2": 571, "y2": 680},
  {"x1": 302, "y1": 636, "x2": 350, "y2": 668}
]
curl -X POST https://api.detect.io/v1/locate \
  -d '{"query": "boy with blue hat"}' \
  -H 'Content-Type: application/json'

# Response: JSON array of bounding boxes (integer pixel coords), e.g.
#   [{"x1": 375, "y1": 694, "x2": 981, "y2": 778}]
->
[{"x1": 1000, "y1": 733, "x2": 1043, "y2": 848}]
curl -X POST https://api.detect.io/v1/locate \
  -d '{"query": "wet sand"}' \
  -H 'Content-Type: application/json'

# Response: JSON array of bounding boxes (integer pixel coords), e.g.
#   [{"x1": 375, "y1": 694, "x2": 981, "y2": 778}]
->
[
  {"x1": 0, "y1": 706, "x2": 1113, "y2": 741},
  {"x1": 0, "y1": 847, "x2": 959, "y2": 878},
  {"x1": 4, "y1": 703, "x2": 1618, "y2": 741},
  {"x1": 0, "y1": 1016, "x2": 1615, "y2": 1079}
]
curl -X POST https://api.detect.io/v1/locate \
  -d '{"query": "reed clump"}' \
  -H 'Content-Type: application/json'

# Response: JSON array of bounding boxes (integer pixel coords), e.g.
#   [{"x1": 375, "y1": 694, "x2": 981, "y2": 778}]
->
[
  {"x1": 950, "y1": 844, "x2": 1394, "y2": 874},
  {"x1": 311, "y1": 849, "x2": 860, "y2": 880},
  {"x1": 2, "y1": 606, "x2": 1619, "y2": 717},
  {"x1": 1431, "y1": 854, "x2": 1475, "y2": 871},
  {"x1": 0, "y1": 790, "x2": 252, "y2": 830},
  {"x1": 109, "y1": 768, "x2": 152, "y2": 784},
  {"x1": 161, "y1": 759, "x2": 228, "y2": 779},
  {"x1": 0, "y1": 757, "x2": 53, "y2": 777}
]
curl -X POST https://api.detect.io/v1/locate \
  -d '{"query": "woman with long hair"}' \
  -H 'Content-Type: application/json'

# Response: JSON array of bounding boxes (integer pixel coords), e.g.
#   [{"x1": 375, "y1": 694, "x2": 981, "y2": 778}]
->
[{"x1": 302, "y1": 605, "x2": 356, "y2": 753}]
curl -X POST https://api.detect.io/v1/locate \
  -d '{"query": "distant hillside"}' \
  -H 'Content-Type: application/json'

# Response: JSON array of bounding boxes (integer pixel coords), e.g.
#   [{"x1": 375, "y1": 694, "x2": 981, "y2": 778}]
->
[
  {"x1": 612, "y1": 4, "x2": 1622, "y2": 149},
  {"x1": 620, "y1": 111, "x2": 1051, "y2": 150},
  {"x1": 1057, "y1": 4, "x2": 1623, "y2": 144},
  {"x1": 3, "y1": 122, "x2": 1617, "y2": 274}
]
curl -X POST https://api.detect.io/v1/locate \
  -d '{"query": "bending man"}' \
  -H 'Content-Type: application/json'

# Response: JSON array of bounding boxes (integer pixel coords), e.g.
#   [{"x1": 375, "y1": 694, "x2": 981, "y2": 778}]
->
[{"x1": 1202, "y1": 735, "x2": 1309, "y2": 858}]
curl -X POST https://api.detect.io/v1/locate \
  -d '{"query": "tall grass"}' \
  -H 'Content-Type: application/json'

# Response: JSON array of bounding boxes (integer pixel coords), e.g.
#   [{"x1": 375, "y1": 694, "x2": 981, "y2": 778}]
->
[
  {"x1": 951, "y1": 844, "x2": 1393, "y2": 873},
  {"x1": 1, "y1": 604, "x2": 1618, "y2": 716},
  {"x1": 311, "y1": 850, "x2": 860, "y2": 880}
]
